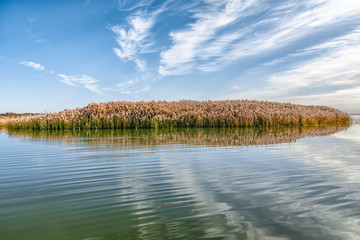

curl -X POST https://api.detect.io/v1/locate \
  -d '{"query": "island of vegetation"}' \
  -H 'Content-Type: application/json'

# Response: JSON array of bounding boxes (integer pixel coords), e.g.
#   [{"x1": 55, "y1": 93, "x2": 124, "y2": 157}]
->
[{"x1": 4, "y1": 100, "x2": 350, "y2": 130}]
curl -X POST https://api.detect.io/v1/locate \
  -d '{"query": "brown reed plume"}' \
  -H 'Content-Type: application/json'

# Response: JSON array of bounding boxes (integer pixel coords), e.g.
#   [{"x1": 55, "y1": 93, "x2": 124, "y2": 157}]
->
[
  {"x1": 6, "y1": 100, "x2": 350, "y2": 130},
  {"x1": 0, "y1": 113, "x2": 39, "y2": 129}
]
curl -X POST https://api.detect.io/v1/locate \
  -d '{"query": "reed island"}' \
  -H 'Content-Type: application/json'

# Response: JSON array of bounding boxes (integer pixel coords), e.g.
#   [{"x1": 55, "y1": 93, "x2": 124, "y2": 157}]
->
[{"x1": 4, "y1": 100, "x2": 350, "y2": 130}]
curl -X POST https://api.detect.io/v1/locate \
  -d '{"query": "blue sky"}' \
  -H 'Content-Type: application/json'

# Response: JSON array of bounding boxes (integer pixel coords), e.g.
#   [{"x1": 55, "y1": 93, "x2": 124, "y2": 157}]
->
[{"x1": 1, "y1": 0, "x2": 359, "y2": 113}]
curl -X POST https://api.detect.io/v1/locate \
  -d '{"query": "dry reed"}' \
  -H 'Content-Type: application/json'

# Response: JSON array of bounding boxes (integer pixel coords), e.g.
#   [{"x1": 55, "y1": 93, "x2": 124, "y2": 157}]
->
[
  {"x1": 0, "y1": 119, "x2": 7, "y2": 129},
  {"x1": 6, "y1": 100, "x2": 350, "y2": 130},
  {"x1": 0, "y1": 113, "x2": 41, "y2": 129}
]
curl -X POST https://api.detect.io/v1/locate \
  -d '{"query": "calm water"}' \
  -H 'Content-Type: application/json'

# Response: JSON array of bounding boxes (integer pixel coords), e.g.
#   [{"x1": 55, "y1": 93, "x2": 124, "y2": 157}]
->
[{"x1": 1, "y1": 118, "x2": 360, "y2": 240}]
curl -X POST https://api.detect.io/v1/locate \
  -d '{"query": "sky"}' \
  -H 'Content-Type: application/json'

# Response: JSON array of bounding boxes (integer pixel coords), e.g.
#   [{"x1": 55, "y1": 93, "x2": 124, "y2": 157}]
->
[{"x1": 0, "y1": 0, "x2": 359, "y2": 113}]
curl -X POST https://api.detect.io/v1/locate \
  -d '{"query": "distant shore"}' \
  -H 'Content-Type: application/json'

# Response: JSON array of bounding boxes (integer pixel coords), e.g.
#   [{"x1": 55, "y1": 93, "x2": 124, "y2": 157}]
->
[{"x1": 4, "y1": 100, "x2": 351, "y2": 130}]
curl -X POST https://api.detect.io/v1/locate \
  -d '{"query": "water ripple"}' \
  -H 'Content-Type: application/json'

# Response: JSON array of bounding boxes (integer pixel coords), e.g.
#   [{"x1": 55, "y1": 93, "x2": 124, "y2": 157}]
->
[{"x1": 1, "y1": 124, "x2": 360, "y2": 239}]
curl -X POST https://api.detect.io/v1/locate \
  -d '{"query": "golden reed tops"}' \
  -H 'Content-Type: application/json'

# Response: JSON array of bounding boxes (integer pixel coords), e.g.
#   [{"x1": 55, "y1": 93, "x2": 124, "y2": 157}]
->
[{"x1": 5, "y1": 100, "x2": 350, "y2": 130}]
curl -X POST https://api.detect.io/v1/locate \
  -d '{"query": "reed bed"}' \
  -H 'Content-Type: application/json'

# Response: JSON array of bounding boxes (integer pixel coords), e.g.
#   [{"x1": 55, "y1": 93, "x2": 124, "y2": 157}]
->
[
  {"x1": 6, "y1": 100, "x2": 350, "y2": 130},
  {"x1": 0, "y1": 113, "x2": 41, "y2": 129},
  {"x1": 0, "y1": 119, "x2": 7, "y2": 129}
]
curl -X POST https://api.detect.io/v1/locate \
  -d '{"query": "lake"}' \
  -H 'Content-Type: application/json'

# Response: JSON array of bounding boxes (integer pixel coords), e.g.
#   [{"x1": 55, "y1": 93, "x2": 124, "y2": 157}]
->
[{"x1": 1, "y1": 116, "x2": 359, "y2": 240}]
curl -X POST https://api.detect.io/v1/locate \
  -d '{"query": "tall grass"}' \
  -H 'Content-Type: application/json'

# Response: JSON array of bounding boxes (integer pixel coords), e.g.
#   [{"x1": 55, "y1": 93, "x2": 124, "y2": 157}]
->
[
  {"x1": 7, "y1": 100, "x2": 350, "y2": 130},
  {"x1": 0, "y1": 119, "x2": 6, "y2": 129},
  {"x1": 0, "y1": 113, "x2": 39, "y2": 129}
]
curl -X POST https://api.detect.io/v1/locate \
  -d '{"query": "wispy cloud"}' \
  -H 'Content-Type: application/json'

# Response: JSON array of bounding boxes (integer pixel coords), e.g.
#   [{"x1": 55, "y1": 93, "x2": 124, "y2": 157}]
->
[
  {"x1": 224, "y1": 27, "x2": 360, "y2": 113},
  {"x1": 289, "y1": 87, "x2": 360, "y2": 113},
  {"x1": 25, "y1": 29, "x2": 44, "y2": 44},
  {"x1": 111, "y1": 2, "x2": 165, "y2": 72},
  {"x1": 18, "y1": 59, "x2": 104, "y2": 94},
  {"x1": 18, "y1": 59, "x2": 103, "y2": 94},
  {"x1": 264, "y1": 26, "x2": 360, "y2": 67},
  {"x1": 19, "y1": 61, "x2": 45, "y2": 71},
  {"x1": 116, "y1": 78, "x2": 139, "y2": 94},
  {"x1": 111, "y1": 14, "x2": 151, "y2": 71},
  {"x1": 111, "y1": 0, "x2": 172, "y2": 71},
  {"x1": 159, "y1": 0, "x2": 360, "y2": 76},
  {"x1": 118, "y1": 0, "x2": 155, "y2": 11},
  {"x1": 159, "y1": 0, "x2": 257, "y2": 76},
  {"x1": 270, "y1": 28, "x2": 360, "y2": 89},
  {"x1": 58, "y1": 74, "x2": 102, "y2": 94},
  {"x1": 116, "y1": 77, "x2": 150, "y2": 95}
]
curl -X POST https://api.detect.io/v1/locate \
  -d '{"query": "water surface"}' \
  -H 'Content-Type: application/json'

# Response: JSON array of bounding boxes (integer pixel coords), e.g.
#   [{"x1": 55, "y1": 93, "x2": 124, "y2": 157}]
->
[{"x1": 1, "y1": 120, "x2": 360, "y2": 240}]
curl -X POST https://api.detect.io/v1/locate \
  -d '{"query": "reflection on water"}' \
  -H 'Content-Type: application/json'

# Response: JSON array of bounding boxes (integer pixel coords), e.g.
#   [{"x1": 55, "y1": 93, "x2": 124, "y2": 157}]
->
[
  {"x1": 1, "y1": 122, "x2": 360, "y2": 240},
  {"x1": 7, "y1": 124, "x2": 348, "y2": 147}
]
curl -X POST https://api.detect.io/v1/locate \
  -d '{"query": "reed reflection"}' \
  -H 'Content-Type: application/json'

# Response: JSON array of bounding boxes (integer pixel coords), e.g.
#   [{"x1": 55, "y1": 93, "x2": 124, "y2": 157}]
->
[{"x1": 7, "y1": 124, "x2": 349, "y2": 148}]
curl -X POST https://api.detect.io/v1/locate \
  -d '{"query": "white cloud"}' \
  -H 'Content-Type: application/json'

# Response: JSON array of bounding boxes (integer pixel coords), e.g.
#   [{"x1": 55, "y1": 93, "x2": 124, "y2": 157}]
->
[
  {"x1": 159, "y1": 0, "x2": 257, "y2": 76},
  {"x1": 224, "y1": 27, "x2": 360, "y2": 113},
  {"x1": 17, "y1": 60, "x2": 104, "y2": 94},
  {"x1": 115, "y1": 77, "x2": 150, "y2": 95},
  {"x1": 264, "y1": 27, "x2": 360, "y2": 66},
  {"x1": 270, "y1": 30, "x2": 360, "y2": 89},
  {"x1": 111, "y1": 0, "x2": 172, "y2": 72},
  {"x1": 118, "y1": 0, "x2": 155, "y2": 11},
  {"x1": 111, "y1": 10, "x2": 157, "y2": 71},
  {"x1": 134, "y1": 58, "x2": 146, "y2": 72},
  {"x1": 116, "y1": 78, "x2": 139, "y2": 94},
  {"x1": 288, "y1": 87, "x2": 360, "y2": 113},
  {"x1": 35, "y1": 38, "x2": 43, "y2": 43},
  {"x1": 58, "y1": 74, "x2": 102, "y2": 94},
  {"x1": 159, "y1": 0, "x2": 360, "y2": 76},
  {"x1": 227, "y1": 0, "x2": 360, "y2": 59},
  {"x1": 19, "y1": 61, "x2": 45, "y2": 71}
]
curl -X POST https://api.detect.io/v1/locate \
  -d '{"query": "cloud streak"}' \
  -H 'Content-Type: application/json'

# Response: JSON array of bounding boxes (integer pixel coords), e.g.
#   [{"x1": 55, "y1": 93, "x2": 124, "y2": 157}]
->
[
  {"x1": 18, "y1": 60, "x2": 102, "y2": 94},
  {"x1": 111, "y1": 3, "x2": 164, "y2": 72},
  {"x1": 111, "y1": 15, "x2": 152, "y2": 71},
  {"x1": 58, "y1": 74, "x2": 102, "y2": 94},
  {"x1": 118, "y1": 0, "x2": 155, "y2": 12},
  {"x1": 116, "y1": 78, "x2": 139, "y2": 94},
  {"x1": 159, "y1": 0, "x2": 360, "y2": 76},
  {"x1": 224, "y1": 27, "x2": 360, "y2": 113},
  {"x1": 19, "y1": 61, "x2": 45, "y2": 71},
  {"x1": 159, "y1": 0, "x2": 257, "y2": 76},
  {"x1": 116, "y1": 78, "x2": 150, "y2": 95},
  {"x1": 269, "y1": 28, "x2": 360, "y2": 93},
  {"x1": 111, "y1": 0, "x2": 172, "y2": 71}
]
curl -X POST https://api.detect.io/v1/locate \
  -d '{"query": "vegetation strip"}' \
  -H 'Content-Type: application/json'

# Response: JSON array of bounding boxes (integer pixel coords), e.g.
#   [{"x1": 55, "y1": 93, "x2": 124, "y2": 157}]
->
[{"x1": 4, "y1": 100, "x2": 350, "y2": 130}]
